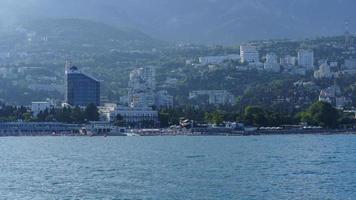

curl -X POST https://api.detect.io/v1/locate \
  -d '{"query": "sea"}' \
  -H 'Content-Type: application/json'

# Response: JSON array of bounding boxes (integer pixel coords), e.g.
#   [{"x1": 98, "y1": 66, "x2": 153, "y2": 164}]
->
[{"x1": 0, "y1": 135, "x2": 356, "y2": 200}]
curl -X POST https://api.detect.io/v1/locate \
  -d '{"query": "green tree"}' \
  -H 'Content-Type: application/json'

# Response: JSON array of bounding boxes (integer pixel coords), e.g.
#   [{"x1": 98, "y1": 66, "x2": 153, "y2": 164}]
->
[
  {"x1": 22, "y1": 113, "x2": 33, "y2": 122},
  {"x1": 59, "y1": 107, "x2": 73, "y2": 123},
  {"x1": 114, "y1": 114, "x2": 126, "y2": 127},
  {"x1": 300, "y1": 101, "x2": 339, "y2": 128},
  {"x1": 243, "y1": 106, "x2": 267, "y2": 126},
  {"x1": 205, "y1": 111, "x2": 224, "y2": 125},
  {"x1": 72, "y1": 106, "x2": 85, "y2": 124},
  {"x1": 85, "y1": 103, "x2": 100, "y2": 121},
  {"x1": 158, "y1": 112, "x2": 170, "y2": 127}
]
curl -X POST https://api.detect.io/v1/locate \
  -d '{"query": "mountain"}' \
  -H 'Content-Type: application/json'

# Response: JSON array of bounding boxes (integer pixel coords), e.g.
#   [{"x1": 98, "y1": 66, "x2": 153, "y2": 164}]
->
[
  {"x1": 0, "y1": 0, "x2": 355, "y2": 44},
  {"x1": 0, "y1": 18, "x2": 160, "y2": 53}
]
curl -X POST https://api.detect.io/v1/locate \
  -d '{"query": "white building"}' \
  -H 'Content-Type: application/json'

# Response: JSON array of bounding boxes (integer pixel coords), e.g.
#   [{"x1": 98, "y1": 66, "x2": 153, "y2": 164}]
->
[
  {"x1": 318, "y1": 85, "x2": 351, "y2": 109},
  {"x1": 116, "y1": 107, "x2": 158, "y2": 125},
  {"x1": 340, "y1": 59, "x2": 356, "y2": 75},
  {"x1": 198, "y1": 54, "x2": 240, "y2": 65},
  {"x1": 336, "y1": 97, "x2": 352, "y2": 110},
  {"x1": 280, "y1": 55, "x2": 297, "y2": 66},
  {"x1": 128, "y1": 66, "x2": 156, "y2": 107},
  {"x1": 314, "y1": 63, "x2": 334, "y2": 79},
  {"x1": 298, "y1": 49, "x2": 314, "y2": 70},
  {"x1": 31, "y1": 101, "x2": 54, "y2": 116},
  {"x1": 189, "y1": 90, "x2": 236, "y2": 106},
  {"x1": 129, "y1": 66, "x2": 156, "y2": 91},
  {"x1": 330, "y1": 61, "x2": 338, "y2": 68},
  {"x1": 100, "y1": 105, "x2": 159, "y2": 125},
  {"x1": 240, "y1": 45, "x2": 260, "y2": 64},
  {"x1": 155, "y1": 90, "x2": 174, "y2": 109},
  {"x1": 129, "y1": 91, "x2": 156, "y2": 108},
  {"x1": 264, "y1": 53, "x2": 280, "y2": 72},
  {"x1": 344, "y1": 59, "x2": 356, "y2": 69}
]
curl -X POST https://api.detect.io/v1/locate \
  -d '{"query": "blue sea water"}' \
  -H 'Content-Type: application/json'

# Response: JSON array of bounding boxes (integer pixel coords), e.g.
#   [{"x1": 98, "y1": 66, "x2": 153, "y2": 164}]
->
[{"x1": 0, "y1": 135, "x2": 356, "y2": 199}]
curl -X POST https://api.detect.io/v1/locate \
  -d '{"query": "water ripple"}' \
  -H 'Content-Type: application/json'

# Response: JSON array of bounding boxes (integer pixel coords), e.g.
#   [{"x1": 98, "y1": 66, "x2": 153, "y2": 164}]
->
[{"x1": 0, "y1": 135, "x2": 355, "y2": 199}]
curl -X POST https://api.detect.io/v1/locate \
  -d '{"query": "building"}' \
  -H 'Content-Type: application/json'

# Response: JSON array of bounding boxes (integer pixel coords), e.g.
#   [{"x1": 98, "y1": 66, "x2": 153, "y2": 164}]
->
[
  {"x1": 345, "y1": 20, "x2": 352, "y2": 47},
  {"x1": 189, "y1": 90, "x2": 236, "y2": 106},
  {"x1": 240, "y1": 45, "x2": 260, "y2": 64},
  {"x1": 340, "y1": 59, "x2": 356, "y2": 75},
  {"x1": 314, "y1": 63, "x2": 334, "y2": 79},
  {"x1": 114, "y1": 107, "x2": 159, "y2": 125},
  {"x1": 129, "y1": 91, "x2": 155, "y2": 108},
  {"x1": 319, "y1": 85, "x2": 352, "y2": 109},
  {"x1": 298, "y1": 49, "x2": 314, "y2": 70},
  {"x1": 336, "y1": 97, "x2": 352, "y2": 109},
  {"x1": 280, "y1": 55, "x2": 297, "y2": 66},
  {"x1": 264, "y1": 53, "x2": 280, "y2": 72},
  {"x1": 128, "y1": 66, "x2": 156, "y2": 107},
  {"x1": 99, "y1": 104, "x2": 159, "y2": 127},
  {"x1": 319, "y1": 85, "x2": 341, "y2": 104},
  {"x1": 155, "y1": 90, "x2": 174, "y2": 109},
  {"x1": 31, "y1": 101, "x2": 54, "y2": 116},
  {"x1": 65, "y1": 66, "x2": 100, "y2": 107},
  {"x1": 344, "y1": 59, "x2": 356, "y2": 69},
  {"x1": 129, "y1": 66, "x2": 155, "y2": 92},
  {"x1": 198, "y1": 54, "x2": 240, "y2": 65}
]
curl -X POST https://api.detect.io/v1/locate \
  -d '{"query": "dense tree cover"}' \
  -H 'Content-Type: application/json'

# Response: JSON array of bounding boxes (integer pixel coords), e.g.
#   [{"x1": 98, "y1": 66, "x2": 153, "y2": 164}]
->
[
  {"x1": 0, "y1": 104, "x2": 29, "y2": 122},
  {"x1": 159, "y1": 101, "x2": 355, "y2": 129},
  {"x1": 37, "y1": 104, "x2": 100, "y2": 123},
  {"x1": 85, "y1": 103, "x2": 100, "y2": 121},
  {"x1": 114, "y1": 114, "x2": 125, "y2": 126},
  {"x1": 242, "y1": 106, "x2": 296, "y2": 127},
  {"x1": 158, "y1": 105, "x2": 294, "y2": 128},
  {"x1": 159, "y1": 106, "x2": 207, "y2": 127},
  {"x1": 298, "y1": 101, "x2": 341, "y2": 128},
  {"x1": 205, "y1": 111, "x2": 224, "y2": 125},
  {"x1": 0, "y1": 103, "x2": 100, "y2": 124},
  {"x1": 0, "y1": 78, "x2": 62, "y2": 106},
  {"x1": 168, "y1": 66, "x2": 319, "y2": 115}
]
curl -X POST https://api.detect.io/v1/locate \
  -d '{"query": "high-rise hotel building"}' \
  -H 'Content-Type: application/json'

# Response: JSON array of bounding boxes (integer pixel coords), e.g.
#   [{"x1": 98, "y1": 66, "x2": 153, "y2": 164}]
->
[{"x1": 65, "y1": 66, "x2": 100, "y2": 107}]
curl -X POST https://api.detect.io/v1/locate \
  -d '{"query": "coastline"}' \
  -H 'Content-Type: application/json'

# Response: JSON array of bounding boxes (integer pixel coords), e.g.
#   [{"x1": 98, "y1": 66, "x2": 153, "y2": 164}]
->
[{"x1": 0, "y1": 129, "x2": 356, "y2": 137}]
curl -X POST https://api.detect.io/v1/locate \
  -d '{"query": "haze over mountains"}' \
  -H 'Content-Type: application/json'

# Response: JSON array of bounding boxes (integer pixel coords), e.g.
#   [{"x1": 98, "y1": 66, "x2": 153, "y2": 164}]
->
[{"x1": 0, "y1": 0, "x2": 355, "y2": 44}]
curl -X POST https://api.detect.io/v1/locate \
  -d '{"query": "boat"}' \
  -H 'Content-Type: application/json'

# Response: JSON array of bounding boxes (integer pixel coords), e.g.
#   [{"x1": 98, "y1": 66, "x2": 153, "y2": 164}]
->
[{"x1": 125, "y1": 132, "x2": 140, "y2": 137}]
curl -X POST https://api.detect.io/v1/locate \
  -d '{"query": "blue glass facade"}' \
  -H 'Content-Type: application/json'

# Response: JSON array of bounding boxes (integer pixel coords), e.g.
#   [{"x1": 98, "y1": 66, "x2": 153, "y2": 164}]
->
[{"x1": 65, "y1": 67, "x2": 100, "y2": 106}]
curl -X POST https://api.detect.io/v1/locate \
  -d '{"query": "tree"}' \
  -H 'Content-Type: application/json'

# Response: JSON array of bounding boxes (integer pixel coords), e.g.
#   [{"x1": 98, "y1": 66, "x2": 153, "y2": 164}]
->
[
  {"x1": 299, "y1": 101, "x2": 339, "y2": 128},
  {"x1": 243, "y1": 106, "x2": 267, "y2": 126},
  {"x1": 85, "y1": 103, "x2": 100, "y2": 121},
  {"x1": 22, "y1": 113, "x2": 33, "y2": 122},
  {"x1": 58, "y1": 107, "x2": 73, "y2": 123},
  {"x1": 205, "y1": 111, "x2": 224, "y2": 125},
  {"x1": 114, "y1": 114, "x2": 126, "y2": 127},
  {"x1": 158, "y1": 112, "x2": 170, "y2": 127},
  {"x1": 72, "y1": 106, "x2": 85, "y2": 124}
]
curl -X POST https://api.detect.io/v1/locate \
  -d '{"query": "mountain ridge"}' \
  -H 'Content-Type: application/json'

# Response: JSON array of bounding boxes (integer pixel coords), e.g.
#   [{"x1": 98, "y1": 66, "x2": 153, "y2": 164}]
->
[
  {"x1": 0, "y1": 0, "x2": 355, "y2": 44},
  {"x1": 0, "y1": 18, "x2": 161, "y2": 54}
]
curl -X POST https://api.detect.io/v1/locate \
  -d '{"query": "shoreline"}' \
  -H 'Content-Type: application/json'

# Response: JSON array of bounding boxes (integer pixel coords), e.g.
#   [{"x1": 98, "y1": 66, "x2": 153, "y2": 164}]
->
[{"x1": 1, "y1": 130, "x2": 356, "y2": 137}]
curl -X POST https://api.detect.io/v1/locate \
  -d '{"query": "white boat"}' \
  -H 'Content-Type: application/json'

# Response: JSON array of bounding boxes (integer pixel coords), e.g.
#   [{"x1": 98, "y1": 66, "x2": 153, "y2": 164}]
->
[
  {"x1": 125, "y1": 133, "x2": 140, "y2": 137},
  {"x1": 125, "y1": 130, "x2": 140, "y2": 137}
]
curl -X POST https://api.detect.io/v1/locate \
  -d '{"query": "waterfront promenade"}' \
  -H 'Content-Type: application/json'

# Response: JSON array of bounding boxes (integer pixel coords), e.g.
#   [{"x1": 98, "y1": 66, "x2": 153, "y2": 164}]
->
[{"x1": 0, "y1": 121, "x2": 356, "y2": 137}]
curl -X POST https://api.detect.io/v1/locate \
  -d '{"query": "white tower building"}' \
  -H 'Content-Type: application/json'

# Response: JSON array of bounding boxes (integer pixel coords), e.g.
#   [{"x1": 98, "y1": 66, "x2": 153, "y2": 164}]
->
[
  {"x1": 128, "y1": 66, "x2": 156, "y2": 108},
  {"x1": 240, "y1": 45, "x2": 260, "y2": 64},
  {"x1": 264, "y1": 53, "x2": 280, "y2": 72},
  {"x1": 298, "y1": 49, "x2": 314, "y2": 71}
]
